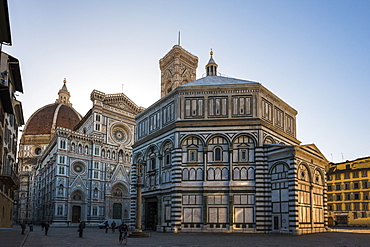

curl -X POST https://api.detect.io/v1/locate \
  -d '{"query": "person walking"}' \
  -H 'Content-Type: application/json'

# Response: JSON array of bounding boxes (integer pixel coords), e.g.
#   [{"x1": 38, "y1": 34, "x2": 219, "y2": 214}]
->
[
  {"x1": 44, "y1": 221, "x2": 50, "y2": 236},
  {"x1": 21, "y1": 221, "x2": 26, "y2": 235},
  {"x1": 111, "y1": 221, "x2": 116, "y2": 233},
  {"x1": 104, "y1": 221, "x2": 109, "y2": 233},
  {"x1": 118, "y1": 222, "x2": 128, "y2": 244},
  {"x1": 78, "y1": 221, "x2": 85, "y2": 237},
  {"x1": 41, "y1": 221, "x2": 45, "y2": 231}
]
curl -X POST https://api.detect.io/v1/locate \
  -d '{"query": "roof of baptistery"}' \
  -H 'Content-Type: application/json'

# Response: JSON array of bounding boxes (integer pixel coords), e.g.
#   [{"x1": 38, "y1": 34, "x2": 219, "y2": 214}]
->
[
  {"x1": 179, "y1": 75, "x2": 259, "y2": 87},
  {"x1": 23, "y1": 79, "x2": 82, "y2": 135}
]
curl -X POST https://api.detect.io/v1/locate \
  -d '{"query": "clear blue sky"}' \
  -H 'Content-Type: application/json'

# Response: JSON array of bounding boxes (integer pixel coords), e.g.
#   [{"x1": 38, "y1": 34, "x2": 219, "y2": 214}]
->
[{"x1": 4, "y1": 0, "x2": 370, "y2": 163}]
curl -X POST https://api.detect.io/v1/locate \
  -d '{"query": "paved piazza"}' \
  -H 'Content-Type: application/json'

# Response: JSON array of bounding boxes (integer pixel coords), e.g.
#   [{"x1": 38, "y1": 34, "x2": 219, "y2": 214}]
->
[{"x1": 1, "y1": 226, "x2": 370, "y2": 247}]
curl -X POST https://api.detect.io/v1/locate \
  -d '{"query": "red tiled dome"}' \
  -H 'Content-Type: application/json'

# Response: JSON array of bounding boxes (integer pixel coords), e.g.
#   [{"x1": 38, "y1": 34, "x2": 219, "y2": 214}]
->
[{"x1": 24, "y1": 103, "x2": 82, "y2": 135}]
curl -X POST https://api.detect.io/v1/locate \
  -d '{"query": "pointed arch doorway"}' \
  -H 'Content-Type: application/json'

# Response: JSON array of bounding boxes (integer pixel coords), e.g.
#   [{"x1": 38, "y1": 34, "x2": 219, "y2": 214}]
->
[{"x1": 110, "y1": 183, "x2": 130, "y2": 221}]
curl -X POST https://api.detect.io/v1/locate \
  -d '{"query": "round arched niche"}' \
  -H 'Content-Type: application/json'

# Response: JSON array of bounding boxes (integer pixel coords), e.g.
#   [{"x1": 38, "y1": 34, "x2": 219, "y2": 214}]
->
[{"x1": 111, "y1": 183, "x2": 128, "y2": 198}]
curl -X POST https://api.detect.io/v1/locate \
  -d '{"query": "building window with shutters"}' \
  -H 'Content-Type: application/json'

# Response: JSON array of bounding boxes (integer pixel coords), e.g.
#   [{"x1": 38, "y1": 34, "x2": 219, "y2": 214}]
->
[
  {"x1": 362, "y1": 170, "x2": 368, "y2": 177},
  {"x1": 353, "y1": 182, "x2": 359, "y2": 189}
]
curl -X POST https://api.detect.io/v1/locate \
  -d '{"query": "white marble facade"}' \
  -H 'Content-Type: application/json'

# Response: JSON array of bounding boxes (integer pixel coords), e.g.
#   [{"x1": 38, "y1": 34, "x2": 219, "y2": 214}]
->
[
  {"x1": 33, "y1": 90, "x2": 143, "y2": 226},
  {"x1": 131, "y1": 46, "x2": 328, "y2": 234}
]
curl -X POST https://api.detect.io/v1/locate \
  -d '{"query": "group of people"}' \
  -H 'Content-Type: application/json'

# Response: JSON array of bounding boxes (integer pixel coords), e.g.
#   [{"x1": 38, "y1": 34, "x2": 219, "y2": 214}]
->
[
  {"x1": 20, "y1": 221, "x2": 49, "y2": 235},
  {"x1": 20, "y1": 220, "x2": 128, "y2": 243}
]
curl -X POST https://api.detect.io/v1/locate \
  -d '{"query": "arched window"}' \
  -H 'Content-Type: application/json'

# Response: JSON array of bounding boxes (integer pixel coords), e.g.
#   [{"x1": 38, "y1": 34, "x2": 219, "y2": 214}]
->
[
  {"x1": 60, "y1": 140, "x2": 66, "y2": 149},
  {"x1": 163, "y1": 141, "x2": 173, "y2": 166},
  {"x1": 182, "y1": 168, "x2": 189, "y2": 180},
  {"x1": 233, "y1": 168, "x2": 240, "y2": 180},
  {"x1": 298, "y1": 164, "x2": 310, "y2": 182},
  {"x1": 214, "y1": 147, "x2": 222, "y2": 161},
  {"x1": 118, "y1": 150, "x2": 123, "y2": 161},
  {"x1": 150, "y1": 157, "x2": 156, "y2": 170},
  {"x1": 102, "y1": 149, "x2": 105, "y2": 157},
  {"x1": 182, "y1": 136, "x2": 203, "y2": 164},
  {"x1": 233, "y1": 135, "x2": 256, "y2": 163},
  {"x1": 148, "y1": 147, "x2": 157, "y2": 170},
  {"x1": 196, "y1": 168, "x2": 203, "y2": 181}
]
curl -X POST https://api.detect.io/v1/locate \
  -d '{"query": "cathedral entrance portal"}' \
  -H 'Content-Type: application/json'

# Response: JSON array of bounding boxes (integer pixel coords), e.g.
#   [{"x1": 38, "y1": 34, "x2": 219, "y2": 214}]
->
[
  {"x1": 72, "y1": 206, "x2": 81, "y2": 223},
  {"x1": 113, "y1": 203, "x2": 122, "y2": 219}
]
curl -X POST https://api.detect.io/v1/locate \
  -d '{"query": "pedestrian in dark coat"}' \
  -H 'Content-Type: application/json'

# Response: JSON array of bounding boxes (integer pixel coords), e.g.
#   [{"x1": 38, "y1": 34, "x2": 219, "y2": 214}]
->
[
  {"x1": 104, "y1": 221, "x2": 109, "y2": 233},
  {"x1": 111, "y1": 221, "x2": 116, "y2": 233},
  {"x1": 78, "y1": 221, "x2": 85, "y2": 237},
  {"x1": 21, "y1": 221, "x2": 26, "y2": 235},
  {"x1": 44, "y1": 221, "x2": 50, "y2": 236}
]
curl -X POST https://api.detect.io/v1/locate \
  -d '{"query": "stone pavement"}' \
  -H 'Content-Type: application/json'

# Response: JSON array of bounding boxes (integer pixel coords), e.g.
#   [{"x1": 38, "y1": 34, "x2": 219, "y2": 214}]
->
[
  {"x1": 0, "y1": 225, "x2": 27, "y2": 247},
  {"x1": 1, "y1": 225, "x2": 370, "y2": 247}
]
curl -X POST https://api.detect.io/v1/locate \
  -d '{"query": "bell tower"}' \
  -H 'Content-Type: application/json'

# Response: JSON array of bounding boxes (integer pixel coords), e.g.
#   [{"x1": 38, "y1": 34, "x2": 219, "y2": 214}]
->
[{"x1": 159, "y1": 45, "x2": 198, "y2": 98}]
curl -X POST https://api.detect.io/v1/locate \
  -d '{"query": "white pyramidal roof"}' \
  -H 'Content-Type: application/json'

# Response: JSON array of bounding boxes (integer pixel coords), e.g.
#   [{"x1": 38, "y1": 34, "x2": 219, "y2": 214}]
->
[{"x1": 179, "y1": 76, "x2": 260, "y2": 87}]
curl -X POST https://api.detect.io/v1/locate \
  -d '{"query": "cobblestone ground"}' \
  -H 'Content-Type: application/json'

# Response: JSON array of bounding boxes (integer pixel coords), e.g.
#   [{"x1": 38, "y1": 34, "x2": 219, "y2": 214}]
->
[{"x1": 2, "y1": 226, "x2": 370, "y2": 247}]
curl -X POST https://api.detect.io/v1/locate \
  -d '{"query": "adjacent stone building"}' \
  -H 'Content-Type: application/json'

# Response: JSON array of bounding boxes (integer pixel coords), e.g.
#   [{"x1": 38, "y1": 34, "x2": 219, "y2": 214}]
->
[
  {"x1": 0, "y1": 51, "x2": 24, "y2": 228},
  {"x1": 0, "y1": 0, "x2": 24, "y2": 228},
  {"x1": 327, "y1": 157, "x2": 370, "y2": 226},
  {"x1": 131, "y1": 46, "x2": 328, "y2": 234}
]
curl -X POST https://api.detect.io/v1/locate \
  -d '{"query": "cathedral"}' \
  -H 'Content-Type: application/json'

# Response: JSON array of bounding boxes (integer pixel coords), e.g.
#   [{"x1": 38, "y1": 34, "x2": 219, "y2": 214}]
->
[
  {"x1": 17, "y1": 80, "x2": 143, "y2": 225},
  {"x1": 131, "y1": 45, "x2": 328, "y2": 234}
]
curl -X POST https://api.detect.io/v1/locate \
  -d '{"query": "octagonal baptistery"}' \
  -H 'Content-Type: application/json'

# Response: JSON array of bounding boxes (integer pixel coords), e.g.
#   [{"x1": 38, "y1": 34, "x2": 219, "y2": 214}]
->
[{"x1": 132, "y1": 47, "x2": 328, "y2": 235}]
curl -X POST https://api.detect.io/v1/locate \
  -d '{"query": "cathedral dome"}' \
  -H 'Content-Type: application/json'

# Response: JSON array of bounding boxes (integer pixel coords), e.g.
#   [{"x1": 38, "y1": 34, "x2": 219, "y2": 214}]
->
[
  {"x1": 23, "y1": 103, "x2": 81, "y2": 135},
  {"x1": 23, "y1": 79, "x2": 82, "y2": 136}
]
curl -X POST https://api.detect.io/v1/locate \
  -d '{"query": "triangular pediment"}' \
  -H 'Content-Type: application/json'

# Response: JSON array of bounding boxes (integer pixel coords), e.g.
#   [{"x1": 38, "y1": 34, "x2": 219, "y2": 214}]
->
[
  {"x1": 296, "y1": 143, "x2": 329, "y2": 163},
  {"x1": 104, "y1": 94, "x2": 144, "y2": 115},
  {"x1": 91, "y1": 90, "x2": 144, "y2": 115},
  {"x1": 70, "y1": 175, "x2": 87, "y2": 192},
  {"x1": 111, "y1": 165, "x2": 129, "y2": 184}
]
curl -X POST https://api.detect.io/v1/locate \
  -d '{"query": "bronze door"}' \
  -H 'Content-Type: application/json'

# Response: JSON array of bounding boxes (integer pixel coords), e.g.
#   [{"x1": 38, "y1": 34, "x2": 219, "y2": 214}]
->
[{"x1": 72, "y1": 206, "x2": 81, "y2": 223}]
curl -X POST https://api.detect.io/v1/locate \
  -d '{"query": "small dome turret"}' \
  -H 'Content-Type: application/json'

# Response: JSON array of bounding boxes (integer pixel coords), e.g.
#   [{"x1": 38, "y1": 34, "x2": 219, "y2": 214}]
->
[
  {"x1": 56, "y1": 78, "x2": 72, "y2": 106},
  {"x1": 205, "y1": 49, "x2": 218, "y2": 76}
]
